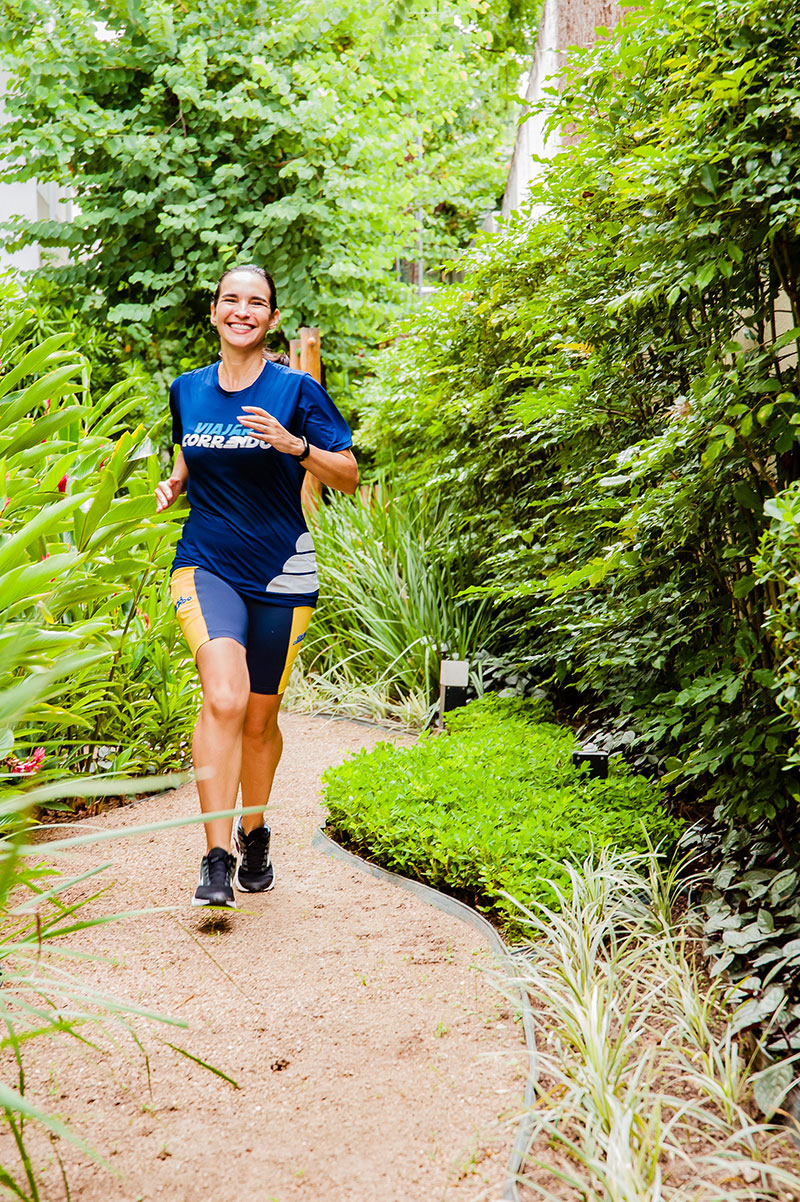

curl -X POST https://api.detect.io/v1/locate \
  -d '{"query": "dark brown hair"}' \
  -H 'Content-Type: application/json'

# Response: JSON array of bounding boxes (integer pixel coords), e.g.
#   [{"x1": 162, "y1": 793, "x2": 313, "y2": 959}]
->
[{"x1": 214, "y1": 264, "x2": 277, "y2": 310}]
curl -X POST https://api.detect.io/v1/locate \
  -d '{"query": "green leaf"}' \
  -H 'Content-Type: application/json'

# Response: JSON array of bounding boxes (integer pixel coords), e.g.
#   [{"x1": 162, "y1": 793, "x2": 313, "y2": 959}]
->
[
  {"x1": 166, "y1": 1044, "x2": 240, "y2": 1088},
  {"x1": 0, "y1": 333, "x2": 74, "y2": 400},
  {"x1": 752, "y1": 1059, "x2": 798, "y2": 1118},
  {"x1": 0, "y1": 406, "x2": 85, "y2": 457},
  {"x1": 0, "y1": 491, "x2": 91, "y2": 575}
]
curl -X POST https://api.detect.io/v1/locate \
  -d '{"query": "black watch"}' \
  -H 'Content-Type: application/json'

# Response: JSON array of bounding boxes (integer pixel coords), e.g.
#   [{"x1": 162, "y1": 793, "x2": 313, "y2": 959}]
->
[{"x1": 296, "y1": 434, "x2": 310, "y2": 462}]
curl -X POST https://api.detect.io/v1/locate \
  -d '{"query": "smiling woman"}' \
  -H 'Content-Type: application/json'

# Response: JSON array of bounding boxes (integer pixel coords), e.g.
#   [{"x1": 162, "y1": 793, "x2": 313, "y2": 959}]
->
[{"x1": 155, "y1": 264, "x2": 358, "y2": 908}]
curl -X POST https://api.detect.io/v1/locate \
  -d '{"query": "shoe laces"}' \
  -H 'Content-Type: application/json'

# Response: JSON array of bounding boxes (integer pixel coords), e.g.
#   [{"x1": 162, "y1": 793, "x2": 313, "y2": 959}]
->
[
  {"x1": 242, "y1": 825, "x2": 269, "y2": 871},
  {"x1": 206, "y1": 847, "x2": 232, "y2": 886}
]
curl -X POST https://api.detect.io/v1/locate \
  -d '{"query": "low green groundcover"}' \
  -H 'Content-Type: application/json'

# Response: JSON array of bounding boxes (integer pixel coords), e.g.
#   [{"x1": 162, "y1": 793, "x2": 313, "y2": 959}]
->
[{"x1": 322, "y1": 695, "x2": 682, "y2": 934}]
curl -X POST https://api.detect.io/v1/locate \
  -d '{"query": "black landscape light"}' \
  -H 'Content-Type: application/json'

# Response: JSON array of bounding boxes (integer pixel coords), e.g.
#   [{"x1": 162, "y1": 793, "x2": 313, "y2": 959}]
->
[
  {"x1": 572, "y1": 744, "x2": 609, "y2": 779},
  {"x1": 440, "y1": 659, "x2": 470, "y2": 717}
]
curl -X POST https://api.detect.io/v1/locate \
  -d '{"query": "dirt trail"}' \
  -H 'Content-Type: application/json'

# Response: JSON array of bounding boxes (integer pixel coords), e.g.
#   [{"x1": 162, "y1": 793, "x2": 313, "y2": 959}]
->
[{"x1": 3, "y1": 714, "x2": 527, "y2": 1202}]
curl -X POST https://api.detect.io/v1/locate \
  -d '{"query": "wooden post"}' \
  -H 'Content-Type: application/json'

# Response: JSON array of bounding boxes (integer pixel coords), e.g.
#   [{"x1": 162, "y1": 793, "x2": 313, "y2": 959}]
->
[
  {"x1": 299, "y1": 326, "x2": 321, "y2": 381},
  {"x1": 289, "y1": 339, "x2": 301, "y2": 371},
  {"x1": 297, "y1": 327, "x2": 323, "y2": 511}
]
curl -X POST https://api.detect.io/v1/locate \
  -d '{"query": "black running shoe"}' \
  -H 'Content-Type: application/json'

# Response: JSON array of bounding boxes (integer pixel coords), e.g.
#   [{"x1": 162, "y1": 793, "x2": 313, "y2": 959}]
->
[
  {"x1": 233, "y1": 818, "x2": 275, "y2": 893},
  {"x1": 192, "y1": 847, "x2": 237, "y2": 908}
]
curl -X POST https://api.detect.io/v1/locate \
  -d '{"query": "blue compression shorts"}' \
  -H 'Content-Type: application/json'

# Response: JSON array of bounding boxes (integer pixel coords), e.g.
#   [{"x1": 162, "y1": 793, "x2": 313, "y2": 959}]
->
[{"x1": 170, "y1": 567, "x2": 313, "y2": 695}]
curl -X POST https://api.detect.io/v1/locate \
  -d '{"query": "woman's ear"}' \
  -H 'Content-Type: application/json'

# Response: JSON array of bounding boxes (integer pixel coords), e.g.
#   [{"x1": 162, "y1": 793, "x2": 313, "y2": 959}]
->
[
  {"x1": 269, "y1": 308, "x2": 280, "y2": 330},
  {"x1": 210, "y1": 302, "x2": 218, "y2": 327}
]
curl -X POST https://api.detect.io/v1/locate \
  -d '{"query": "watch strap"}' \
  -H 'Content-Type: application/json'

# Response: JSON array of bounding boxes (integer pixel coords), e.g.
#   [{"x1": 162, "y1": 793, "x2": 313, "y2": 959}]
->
[{"x1": 297, "y1": 434, "x2": 311, "y2": 462}]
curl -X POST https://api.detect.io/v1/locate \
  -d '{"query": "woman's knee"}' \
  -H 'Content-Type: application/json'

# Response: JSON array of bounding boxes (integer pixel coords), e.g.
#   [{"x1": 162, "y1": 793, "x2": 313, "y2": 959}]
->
[
  {"x1": 202, "y1": 681, "x2": 250, "y2": 725},
  {"x1": 242, "y1": 716, "x2": 282, "y2": 745},
  {"x1": 196, "y1": 638, "x2": 250, "y2": 724},
  {"x1": 242, "y1": 701, "x2": 283, "y2": 743}
]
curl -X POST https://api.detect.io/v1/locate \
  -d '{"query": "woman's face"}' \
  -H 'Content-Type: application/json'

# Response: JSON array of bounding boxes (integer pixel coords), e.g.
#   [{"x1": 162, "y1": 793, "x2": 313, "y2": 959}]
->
[{"x1": 210, "y1": 271, "x2": 279, "y2": 352}]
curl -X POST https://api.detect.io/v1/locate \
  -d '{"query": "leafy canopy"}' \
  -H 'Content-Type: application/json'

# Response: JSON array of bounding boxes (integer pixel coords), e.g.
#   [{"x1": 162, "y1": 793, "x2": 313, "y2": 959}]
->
[{"x1": 0, "y1": 0, "x2": 526, "y2": 380}]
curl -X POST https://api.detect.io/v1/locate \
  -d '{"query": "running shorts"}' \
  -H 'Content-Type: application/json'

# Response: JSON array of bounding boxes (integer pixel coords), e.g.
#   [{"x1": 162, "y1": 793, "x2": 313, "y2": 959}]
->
[{"x1": 170, "y1": 566, "x2": 313, "y2": 695}]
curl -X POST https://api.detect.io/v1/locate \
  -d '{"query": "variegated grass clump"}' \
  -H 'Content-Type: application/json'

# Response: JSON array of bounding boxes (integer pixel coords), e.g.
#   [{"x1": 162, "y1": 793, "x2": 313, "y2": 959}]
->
[
  {"x1": 292, "y1": 481, "x2": 494, "y2": 725},
  {"x1": 513, "y1": 848, "x2": 800, "y2": 1201},
  {"x1": 284, "y1": 652, "x2": 430, "y2": 728}
]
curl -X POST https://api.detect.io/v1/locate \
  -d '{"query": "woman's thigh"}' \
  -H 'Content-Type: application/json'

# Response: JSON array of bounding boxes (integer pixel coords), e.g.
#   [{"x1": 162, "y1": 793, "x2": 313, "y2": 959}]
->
[
  {"x1": 243, "y1": 602, "x2": 314, "y2": 696},
  {"x1": 170, "y1": 566, "x2": 250, "y2": 658},
  {"x1": 171, "y1": 567, "x2": 251, "y2": 706}
]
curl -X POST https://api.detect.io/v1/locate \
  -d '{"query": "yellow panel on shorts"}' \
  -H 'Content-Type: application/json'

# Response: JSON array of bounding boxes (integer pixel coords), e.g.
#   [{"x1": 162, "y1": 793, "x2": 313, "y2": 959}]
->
[
  {"x1": 277, "y1": 606, "x2": 314, "y2": 694},
  {"x1": 170, "y1": 567, "x2": 210, "y2": 659}
]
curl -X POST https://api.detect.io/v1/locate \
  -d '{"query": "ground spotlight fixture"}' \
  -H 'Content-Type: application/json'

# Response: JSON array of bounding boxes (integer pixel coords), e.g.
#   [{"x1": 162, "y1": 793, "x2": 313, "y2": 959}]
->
[
  {"x1": 572, "y1": 745, "x2": 609, "y2": 779},
  {"x1": 440, "y1": 659, "x2": 470, "y2": 718}
]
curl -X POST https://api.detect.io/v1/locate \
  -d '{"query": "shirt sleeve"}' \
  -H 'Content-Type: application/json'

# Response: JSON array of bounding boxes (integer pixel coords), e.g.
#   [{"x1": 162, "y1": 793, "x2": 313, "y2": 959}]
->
[
  {"x1": 295, "y1": 374, "x2": 352, "y2": 452},
  {"x1": 169, "y1": 379, "x2": 183, "y2": 446}
]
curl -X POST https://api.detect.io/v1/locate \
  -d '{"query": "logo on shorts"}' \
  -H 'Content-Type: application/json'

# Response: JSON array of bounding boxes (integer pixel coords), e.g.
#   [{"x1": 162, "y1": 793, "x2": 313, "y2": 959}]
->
[
  {"x1": 174, "y1": 594, "x2": 192, "y2": 612},
  {"x1": 292, "y1": 631, "x2": 307, "y2": 646}
]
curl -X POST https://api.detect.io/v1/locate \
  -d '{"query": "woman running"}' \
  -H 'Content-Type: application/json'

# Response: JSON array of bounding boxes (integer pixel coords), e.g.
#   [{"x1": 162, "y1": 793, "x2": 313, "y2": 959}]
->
[{"x1": 155, "y1": 264, "x2": 358, "y2": 907}]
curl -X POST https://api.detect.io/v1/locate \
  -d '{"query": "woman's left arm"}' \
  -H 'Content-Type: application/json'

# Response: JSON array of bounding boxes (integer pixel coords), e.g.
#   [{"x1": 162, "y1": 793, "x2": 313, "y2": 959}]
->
[
  {"x1": 299, "y1": 445, "x2": 359, "y2": 495},
  {"x1": 238, "y1": 406, "x2": 359, "y2": 495}
]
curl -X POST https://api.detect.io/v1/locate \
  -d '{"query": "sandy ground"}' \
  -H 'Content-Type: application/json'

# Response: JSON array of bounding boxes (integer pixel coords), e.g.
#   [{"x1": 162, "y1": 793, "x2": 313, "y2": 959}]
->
[{"x1": 1, "y1": 714, "x2": 527, "y2": 1202}]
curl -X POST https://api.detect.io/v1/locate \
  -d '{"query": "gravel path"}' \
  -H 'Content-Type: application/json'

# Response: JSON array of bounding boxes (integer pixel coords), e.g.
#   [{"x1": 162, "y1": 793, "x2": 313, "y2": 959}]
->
[{"x1": 2, "y1": 714, "x2": 527, "y2": 1202}]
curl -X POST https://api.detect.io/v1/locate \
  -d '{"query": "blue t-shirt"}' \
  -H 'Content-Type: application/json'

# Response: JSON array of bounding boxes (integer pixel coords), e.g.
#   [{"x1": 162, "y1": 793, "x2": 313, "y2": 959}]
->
[{"x1": 169, "y1": 360, "x2": 352, "y2": 605}]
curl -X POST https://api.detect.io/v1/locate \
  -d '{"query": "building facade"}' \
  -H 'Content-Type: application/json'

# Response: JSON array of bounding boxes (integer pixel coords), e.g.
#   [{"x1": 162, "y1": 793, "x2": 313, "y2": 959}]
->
[{"x1": 501, "y1": 0, "x2": 623, "y2": 217}]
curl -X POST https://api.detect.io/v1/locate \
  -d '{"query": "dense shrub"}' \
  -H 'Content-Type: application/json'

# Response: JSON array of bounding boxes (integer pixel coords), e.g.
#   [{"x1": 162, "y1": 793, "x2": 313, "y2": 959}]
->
[
  {"x1": 0, "y1": 281, "x2": 198, "y2": 788},
  {"x1": 322, "y1": 695, "x2": 681, "y2": 933},
  {"x1": 680, "y1": 819, "x2": 800, "y2": 1055},
  {"x1": 25, "y1": 275, "x2": 165, "y2": 435},
  {"x1": 359, "y1": 0, "x2": 800, "y2": 838}
]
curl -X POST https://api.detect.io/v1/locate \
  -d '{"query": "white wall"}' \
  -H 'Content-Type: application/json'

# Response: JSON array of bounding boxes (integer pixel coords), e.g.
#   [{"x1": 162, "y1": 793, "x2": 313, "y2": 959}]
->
[
  {"x1": 501, "y1": 0, "x2": 623, "y2": 218},
  {"x1": 0, "y1": 180, "x2": 40, "y2": 272},
  {"x1": 0, "y1": 72, "x2": 71, "y2": 273},
  {"x1": 502, "y1": 0, "x2": 561, "y2": 218}
]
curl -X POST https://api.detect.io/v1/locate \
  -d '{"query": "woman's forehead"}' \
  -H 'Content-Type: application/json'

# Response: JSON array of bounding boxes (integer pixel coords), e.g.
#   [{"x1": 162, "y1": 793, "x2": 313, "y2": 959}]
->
[{"x1": 218, "y1": 271, "x2": 271, "y2": 298}]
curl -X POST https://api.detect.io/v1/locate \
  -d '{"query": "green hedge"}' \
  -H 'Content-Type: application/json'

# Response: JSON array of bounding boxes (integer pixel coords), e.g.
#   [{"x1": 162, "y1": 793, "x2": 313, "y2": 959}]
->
[{"x1": 322, "y1": 696, "x2": 682, "y2": 934}]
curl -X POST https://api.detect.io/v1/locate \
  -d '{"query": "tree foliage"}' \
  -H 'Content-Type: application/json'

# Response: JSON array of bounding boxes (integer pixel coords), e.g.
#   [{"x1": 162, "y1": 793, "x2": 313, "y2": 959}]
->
[
  {"x1": 0, "y1": 0, "x2": 526, "y2": 382},
  {"x1": 360, "y1": 0, "x2": 800, "y2": 832}
]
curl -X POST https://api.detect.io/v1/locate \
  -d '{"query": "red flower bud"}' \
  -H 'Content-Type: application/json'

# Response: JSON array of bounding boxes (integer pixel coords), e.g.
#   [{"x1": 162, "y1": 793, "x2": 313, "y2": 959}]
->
[{"x1": 57, "y1": 475, "x2": 68, "y2": 493}]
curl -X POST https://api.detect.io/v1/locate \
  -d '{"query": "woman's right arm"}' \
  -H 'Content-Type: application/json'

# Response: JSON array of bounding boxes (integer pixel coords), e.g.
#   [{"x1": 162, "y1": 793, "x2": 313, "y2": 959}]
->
[{"x1": 155, "y1": 449, "x2": 188, "y2": 513}]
